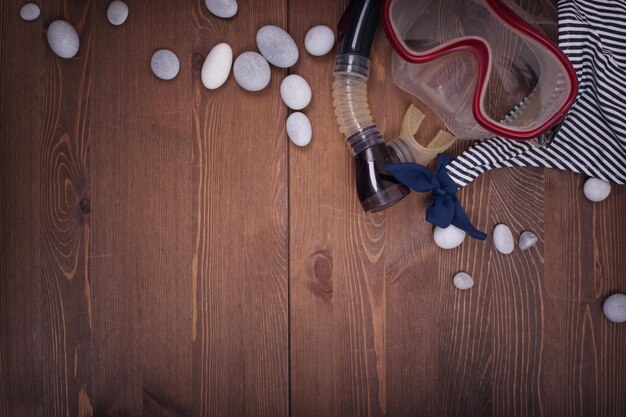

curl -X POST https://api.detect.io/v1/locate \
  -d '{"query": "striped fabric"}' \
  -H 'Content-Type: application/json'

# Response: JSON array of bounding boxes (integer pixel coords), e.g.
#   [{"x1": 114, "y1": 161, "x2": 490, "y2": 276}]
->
[{"x1": 446, "y1": 0, "x2": 626, "y2": 188}]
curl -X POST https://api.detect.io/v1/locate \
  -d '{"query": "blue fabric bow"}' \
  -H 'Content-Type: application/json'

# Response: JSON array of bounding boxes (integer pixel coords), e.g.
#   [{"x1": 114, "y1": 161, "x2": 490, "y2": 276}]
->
[{"x1": 386, "y1": 154, "x2": 487, "y2": 240}]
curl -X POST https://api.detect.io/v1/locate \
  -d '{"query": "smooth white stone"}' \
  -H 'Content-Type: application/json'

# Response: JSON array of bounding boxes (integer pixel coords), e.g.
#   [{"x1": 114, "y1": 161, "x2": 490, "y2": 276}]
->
[
  {"x1": 453, "y1": 272, "x2": 474, "y2": 290},
  {"x1": 256, "y1": 25, "x2": 298, "y2": 68},
  {"x1": 583, "y1": 178, "x2": 611, "y2": 202},
  {"x1": 433, "y1": 225, "x2": 466, "y2": 249},
  {"x1": 304, "y1": 25, "x2": 335, "y2": 56},
  {"x1": 107, "y1": 1, "x2": 129, "y2": 26},
  {"x1": 151, "y1": 49, "x2": 180, "y2": 80},
  {"x1": 518, "y1": 231, "x2": 538, "y2": 251},
  {"x1": 205, "y1": 0, "x2": 238, "y2": 19},
  {"x1": 603, "y1": 293, "x2": 626, "y2": 323},
  {"x1": 47, "y1": 20, "x2": 80, "y2": 59},
  {"x1": 493, "y1": 224, "x2": 514, "y2": 254},
  {"x1": 233, "y1": 51, "x2": 271, "y2": 92},
  {"x1": 201, "y1": 43, "x2": 232, "y2": 90},
  {"x1": 280, "y1": 75, "x2": 311, "y2": 110},
  {"x1": 286, "y1": 112, "x2": 312, "y2": 147},
  {"x1": 20, "y1": 3, "x2": 40, "y2": 21}
]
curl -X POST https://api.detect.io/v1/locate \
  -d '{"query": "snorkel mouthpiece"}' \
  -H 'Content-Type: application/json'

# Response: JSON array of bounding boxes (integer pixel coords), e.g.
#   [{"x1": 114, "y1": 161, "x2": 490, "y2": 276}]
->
[{"x1": 333, "y1": 0, "x2": 409, "y2": 212}]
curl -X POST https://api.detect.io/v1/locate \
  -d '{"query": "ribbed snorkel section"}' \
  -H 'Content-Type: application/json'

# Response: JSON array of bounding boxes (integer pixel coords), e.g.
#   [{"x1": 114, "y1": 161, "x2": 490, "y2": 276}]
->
[
  {"x1": 333, "y1": 54, "x2": 384, "y2": 156},
  {"x1": 332, "y1": 0, "x2": 409, "y2": 212}
]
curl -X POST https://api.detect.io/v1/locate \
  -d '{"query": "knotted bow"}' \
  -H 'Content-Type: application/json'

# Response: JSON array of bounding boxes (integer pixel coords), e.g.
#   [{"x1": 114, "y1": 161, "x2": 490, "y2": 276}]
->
[{"x1": 386, "y1": 154, "x2": 487, "y2": 240}]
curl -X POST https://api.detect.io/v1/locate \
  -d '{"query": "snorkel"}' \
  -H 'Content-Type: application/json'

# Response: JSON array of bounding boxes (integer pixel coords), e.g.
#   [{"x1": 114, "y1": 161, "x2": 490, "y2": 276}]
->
[{"x1": 332, "y1": 0, "x2": 409, "y2": 212}]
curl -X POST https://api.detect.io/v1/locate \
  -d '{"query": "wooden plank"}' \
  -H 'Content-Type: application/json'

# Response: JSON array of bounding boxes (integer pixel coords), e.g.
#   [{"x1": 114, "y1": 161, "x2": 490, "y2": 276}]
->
[
  {"x1": 191, "y1": 2, "x2": 289, "y2": 417},
  {"x1": 88, "y1": 0, "x2": 193, "y2": 415},
  {"x1": 540, "y1": 171, "x2": 626, "y2": 417},
  {"x1": 0, "y1": 2, "x2": 48, "y2": 416}
]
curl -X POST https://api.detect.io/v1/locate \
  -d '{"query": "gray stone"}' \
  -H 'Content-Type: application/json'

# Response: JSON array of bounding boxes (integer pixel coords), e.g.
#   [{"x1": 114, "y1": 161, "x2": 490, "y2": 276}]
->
[
  {"x1": 47, "y1": 20, "x2": 80, "y2": 59},
  {"x1": 603, "y1": 294, "x2": 626, "y2": 323},
  {"x1": 453, "y1": 272, "x2": 474, "y2": 290},
  {"x1": 256, "y1": 25, "x2": 298, "y2": 68},
  {"x1": 233, "y1": 51, "x2": 271, "y2": 92},
  {"x1": 107, "y1": 1, "x2": 129, "y2": 26},
  {"x1": 205, "y1": 0, "x2": 238, "y2": 19},
  {"x1": 304, "y1": 25, "x2": 335, "y2": 56},
  {"x1": 151, "y1": 49, "x2": 180, "y2": 80},
  {"x1": 286, "y1": 112, "x2": 312, "y2": 147},
  {"x1": 20, "y1": 3, "x2": 40, "y2": 21},
  {"x1": 280, "y1": 75, "x2": 311, "y2": 110}
]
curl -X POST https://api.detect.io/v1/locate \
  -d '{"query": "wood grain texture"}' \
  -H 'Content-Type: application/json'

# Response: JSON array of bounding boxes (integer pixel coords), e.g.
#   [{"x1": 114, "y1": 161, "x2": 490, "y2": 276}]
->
[
  {"x1": 1, "y1": 1, "x2": 626, "y2": 417},
  {"x1": 191, "y1": 2, "x2": 289, "y2": 417}
]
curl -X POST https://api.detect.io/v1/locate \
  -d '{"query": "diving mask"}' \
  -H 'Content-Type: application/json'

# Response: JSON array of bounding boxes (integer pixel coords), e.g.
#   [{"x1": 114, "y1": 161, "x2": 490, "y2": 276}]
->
[{"x1": 383, "y1": 0, "x2": 578, "y2": 140}]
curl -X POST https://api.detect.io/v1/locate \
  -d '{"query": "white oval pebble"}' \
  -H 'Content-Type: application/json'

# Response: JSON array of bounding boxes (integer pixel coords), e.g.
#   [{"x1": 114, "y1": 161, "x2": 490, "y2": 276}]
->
[
  {"x1": 493, "y1": 224, "x2": 514, "y2": 254},
  {"x1": 233, "y1": 51, "x2": 271, "y2": 92},
  {"x1": 305, "y1": 25, "x2": 335, "y2": 56},
  {"x1": 453, "y1": 272, "x2": 474, "y2": 290},
  {"x1": 201, "y1": 43, "x2": 232, "y2": 90},
  {"x1": 256, "y1": 25, "x2": 299, "y2": 68},
  {"x1": 286, "y1": 112, "x2": 312, "y2": 147},
  {"x1": 433, "y1": 225, "x2": 466, "y2": 249},
  {"x1": 107, "y1": 1, "x2": 129, "y2": 26},
  {"x1": 603, "y1": 293, "x2": 626, "y2": 323},
  {"x1": 280, "y1": 75, "x2": 311, "y2": 110},
  {"x1": 205, "y1": 0, "x2": 238, "y2": 19},
  {"x1": 583, "y1": 178, "x2": 611, "y2": 202},
  {"x1": 151, "y1": 49, "x2": 180, "y2": 80},
  {"x1": 20, "y1": 3, "x2": 40, "y2": 21},
  {"x1": 47, "y1": 20, "x2": 80, "y2": 59}
]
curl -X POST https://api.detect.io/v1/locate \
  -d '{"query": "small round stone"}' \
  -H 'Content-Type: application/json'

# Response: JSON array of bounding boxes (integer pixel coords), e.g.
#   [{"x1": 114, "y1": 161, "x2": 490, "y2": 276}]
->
[
  {"x1": 583, "y1": 178, "x2": 611, "y2": 202},
  {"x1": 20, "y1": 3, "x2": 40, "y2": 21},
  {"x1": 107, "y1": 1, "x2": 129, "y2": 26},
  {"x1": 47, "y1": 20, "x2": 80, "y2": 59},
  {"x1": 256, "y1": 25, "x2": 299, "y2": 68},
  {"x1": 233, "y1": 51, "x2": 271, "y2": 92},
  {"x1": 280, "y1": 75, "x2": 311, "y2": 110},
  {"x1": 433, "y1": 225, "x2": 466, "y2": 249},
  {"x1": 151, "y1": 49, "x2": 180, "y2": 80},
  {"x1": 205, "y1": 0, "x2": 238, "y2": 19},
  {"x1": 603, "y1": 293, "x2": 626, "y2": 323},
  {"x1": 453, "y1": 272, "x2": 474, "y2": 290},
  {"x1": 304, "y1": 25, "x2": 335, "y2": 56},
  {"x1": 286, "y1": 112, "x2": 312, "y2": 147},
  {"x1": 493, "y1": 224, "x2": 514, "y2": 254}
]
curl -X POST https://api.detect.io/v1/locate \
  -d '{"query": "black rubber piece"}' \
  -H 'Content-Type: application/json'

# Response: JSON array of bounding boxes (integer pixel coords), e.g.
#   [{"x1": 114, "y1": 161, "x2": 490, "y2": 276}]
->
[{"x1": 339, "y1": 0, "x2": 381, "y2": 58}]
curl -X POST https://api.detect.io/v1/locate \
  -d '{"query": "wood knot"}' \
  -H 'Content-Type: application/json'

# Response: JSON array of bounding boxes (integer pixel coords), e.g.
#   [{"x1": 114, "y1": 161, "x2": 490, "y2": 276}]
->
[
  {"x1": 79, "y1": 198, "x2": 91, "y2": 214},
  {"x1": 307, "y1": 251, "x2": 333, "y2": 302},
  {"x1": 192, "y1": 53, "x2": 204, "y2": 72}
]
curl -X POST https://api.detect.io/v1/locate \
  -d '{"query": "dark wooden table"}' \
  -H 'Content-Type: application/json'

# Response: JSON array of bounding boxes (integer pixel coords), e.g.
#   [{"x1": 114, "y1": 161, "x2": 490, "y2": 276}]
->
[{"x1": 1, "y1": 1, "x2": 625, "y2": 416}]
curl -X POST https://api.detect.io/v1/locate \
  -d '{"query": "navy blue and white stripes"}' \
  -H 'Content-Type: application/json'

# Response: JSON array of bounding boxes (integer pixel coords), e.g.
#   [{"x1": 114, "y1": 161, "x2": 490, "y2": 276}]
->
[{"x1": 446, "y1": 0, "x2": 626, "y2": 188}]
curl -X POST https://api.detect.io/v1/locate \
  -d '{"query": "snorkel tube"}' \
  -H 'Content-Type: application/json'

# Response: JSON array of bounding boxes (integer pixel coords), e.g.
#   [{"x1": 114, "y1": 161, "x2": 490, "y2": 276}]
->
[{"x1": 333, "y1": 0, "x2": 409, "y2": 212}]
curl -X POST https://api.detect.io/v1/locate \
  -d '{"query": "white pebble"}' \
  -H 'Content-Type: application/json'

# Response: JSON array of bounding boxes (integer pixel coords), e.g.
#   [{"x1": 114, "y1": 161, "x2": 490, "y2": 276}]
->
[
  {"x1": 583, "y1": 178, "x2": 611, "y2": 202},
  {"x1": 433, "y1": 225, "x2": 466, "y2": 249},
  {"x1": 233, "y1": 52, "x2": 271, "y2": 92},
  {"x1": 280, "y1": 75, "x2": 311, "y2": 110},
  {"x1": 205, "y1": 0, "x2": 238, "y2": 19},
  {"x1": 20, "y1": 3, "x2": 40, "y2": 21},
  {"x1": 453, "y1": 272, "x2": 474, "y2": 290},
  {"x1": 256, "y1": 25, "x2": 299, "y2": 68},
  {"x1": 305, "y1": 25, "x2": 335, "y2": 56},
  {"x1": 518, "y1": 231, "x2": 538, "y2": 251},
  {"x1": 151, "y1": 49, "x2": 180, "y2": 80},
  {"x1": 603, "y1": 293, "x2": 626, "y2": 323},
  {"x1": 493, "y1": 224, "x2": 514, "y2": 254},
  {"x1": 107, "y1": 1, "x2": 129, "y2": 26},
  {"x1": 201, "y1": 43, "x2": 232, "y2": 90},
  {"x1": 47, "y1": 20, "x2": 80, "y2": 59},
  {"x1": 286, "y1": 112, "x2": 312, "y2": 147}
]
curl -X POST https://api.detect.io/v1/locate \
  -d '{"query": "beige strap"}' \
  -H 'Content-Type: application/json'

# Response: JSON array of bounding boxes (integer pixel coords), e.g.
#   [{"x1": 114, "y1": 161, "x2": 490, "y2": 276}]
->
[{"x1": 399, "y1": 104, "x2": 457, "y2": 165}]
